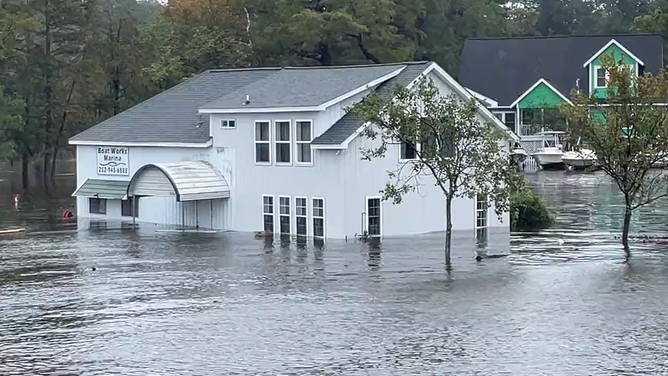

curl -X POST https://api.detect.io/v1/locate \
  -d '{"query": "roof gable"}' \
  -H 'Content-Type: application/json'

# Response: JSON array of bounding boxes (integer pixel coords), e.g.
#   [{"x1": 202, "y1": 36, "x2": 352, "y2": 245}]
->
[
  {"x1": 459, "y1": 34, "x2": 664, "y2": 106},
  {"x1": 510, "y1": 78, "x2": 571, "y2": 108},
  {"x1": 583, "y1": 39, "x2": 645, "y2": 67}
]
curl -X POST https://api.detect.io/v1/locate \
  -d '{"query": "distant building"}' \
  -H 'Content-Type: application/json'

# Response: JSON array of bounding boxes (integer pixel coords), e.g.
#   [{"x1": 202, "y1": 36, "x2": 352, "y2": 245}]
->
[
  {"x1": 70, "y1": 61, "x2": 517, "y2": 239},
  {"x1": 459, "y1": 34, "x2": 665, "y2": 152}
]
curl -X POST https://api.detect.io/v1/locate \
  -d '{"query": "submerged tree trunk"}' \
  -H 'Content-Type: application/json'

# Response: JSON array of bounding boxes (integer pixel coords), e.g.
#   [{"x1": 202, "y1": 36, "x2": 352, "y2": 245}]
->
[
  {"x1": 445, "y1": 195, "x2": 453, "y2": 271},
  {"x1": 49, "y1": 147, "x2": 59, "y2": 185},
  {"x1": 622, "y1": 205, "x2": 632, "y2": 260}
]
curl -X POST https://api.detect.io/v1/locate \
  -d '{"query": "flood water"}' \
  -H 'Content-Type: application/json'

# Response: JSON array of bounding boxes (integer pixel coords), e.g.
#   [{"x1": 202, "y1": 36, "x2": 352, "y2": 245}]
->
[{"x1": 2, "y1": 169, "x2": 668, "y2": 375}]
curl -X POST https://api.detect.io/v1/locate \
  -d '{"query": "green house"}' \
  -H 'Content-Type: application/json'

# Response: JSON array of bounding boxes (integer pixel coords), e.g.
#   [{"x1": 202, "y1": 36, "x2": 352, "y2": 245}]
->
[{"x1": 458, "y1": 34, "x2": 665, "y2": 151}]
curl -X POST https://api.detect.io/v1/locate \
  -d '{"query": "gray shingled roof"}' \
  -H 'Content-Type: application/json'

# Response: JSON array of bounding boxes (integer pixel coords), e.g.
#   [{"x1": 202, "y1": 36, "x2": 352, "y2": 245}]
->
[
  {"x1": 200, "y1": 65, "x2": 405, "y2": 110},
  {"x1": 70, "y1": 68, "x2": 278, "y2": 144},
  {"x1": 312, "y1": 62, "x2": 432, "y2": 145}
]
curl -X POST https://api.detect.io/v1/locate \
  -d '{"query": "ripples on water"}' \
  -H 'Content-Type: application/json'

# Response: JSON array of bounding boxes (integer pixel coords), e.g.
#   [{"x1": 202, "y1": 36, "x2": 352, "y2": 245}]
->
[{"x1": 2, "y1": 170, "x2": 668, "y2": 375}]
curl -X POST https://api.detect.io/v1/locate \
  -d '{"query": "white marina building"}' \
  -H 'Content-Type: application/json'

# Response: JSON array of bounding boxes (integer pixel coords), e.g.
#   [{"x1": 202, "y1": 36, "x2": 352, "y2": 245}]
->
[{"x1": 70, "y1": 61, "x2": 518, "y2": 239}]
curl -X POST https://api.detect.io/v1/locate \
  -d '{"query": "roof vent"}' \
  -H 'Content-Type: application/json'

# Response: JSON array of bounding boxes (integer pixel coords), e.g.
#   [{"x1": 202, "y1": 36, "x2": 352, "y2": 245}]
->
[{"x1": 243, "y1": 95, "x2": 251, "y2": 105}]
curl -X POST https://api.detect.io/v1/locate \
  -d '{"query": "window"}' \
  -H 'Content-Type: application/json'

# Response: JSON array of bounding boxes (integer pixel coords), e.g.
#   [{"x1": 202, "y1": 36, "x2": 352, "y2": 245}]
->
[
  {"x1": 262, "y1": 195, "x2": 274, "y2": 232},
  {"x1": 520, "y1": 108, "x2": 567, "y2": 136},
  {"x1": 121, "y1": 198, "x2": 137, "y2": 217},
  {"x1": 494, "y1": 113, "x2": 503, "y2": 121},
  {"x1": 312, "y1": 198, "x2": 324, "y2": 238},
  {"x1": 275, "y1": 121, "x2": 291, "y2": 164},
  {"x1": 89, "y1": 198, "x2": 107, "y2": 214},
  {"x1": 221, "y1": 119, "x2": 236, "y2": 129},
  {"x1": 400, "y1": 141, "x2": 418, "y2": 160},
  {"x1": 476, "y1": 194, "x2": 488, "y2": 228},
  {"x1": 296, "y1": 120, "x2": 313, "y2": 164},
  {"x1": 504, "y1": 112, "x2": 516, "y2": 131},
  {"x1": 595, "y1": 67, "x2": 608, "y2": 88},
  {"x1": 279, "y1": 196, "x2": 290, "y2": 234},
  {"x1": 255, "y1": 121, "x2": 271, "y2": 164},
  {"x1": 367, "y1": 197, "x2": 381, "y2": 236},
  {"x1": 295, "y1": 197, "x2": 307, "y2": 236}
]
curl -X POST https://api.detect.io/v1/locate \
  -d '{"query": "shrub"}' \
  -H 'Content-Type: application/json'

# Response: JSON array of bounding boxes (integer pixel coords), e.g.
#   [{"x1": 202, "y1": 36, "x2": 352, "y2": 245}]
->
[{"x1": 510, "y1": 188, "x2": 555, "y2": 231}]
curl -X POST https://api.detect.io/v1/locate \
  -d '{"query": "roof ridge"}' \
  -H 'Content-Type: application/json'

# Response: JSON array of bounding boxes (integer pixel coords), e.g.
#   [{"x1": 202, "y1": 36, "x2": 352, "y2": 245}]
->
[
  {"x1": 282, "y1": 61, "x2": 430, "y2": 70},
  {"x1": 468, "y1": 33, "x2": 663, "y2": 41},
  {"x1": 206, "y1": 67, "x2": 283, "y2": 73}
]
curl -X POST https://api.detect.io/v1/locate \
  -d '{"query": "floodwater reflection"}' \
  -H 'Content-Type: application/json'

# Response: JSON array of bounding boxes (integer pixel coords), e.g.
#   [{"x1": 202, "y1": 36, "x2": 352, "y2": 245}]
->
[{"x1": 2, "y1": 169, "x2": 668, "y2": 374}]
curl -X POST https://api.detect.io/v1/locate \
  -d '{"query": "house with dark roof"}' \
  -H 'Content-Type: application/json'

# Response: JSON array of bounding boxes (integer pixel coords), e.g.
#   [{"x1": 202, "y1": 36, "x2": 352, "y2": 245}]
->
[
  {"x1": 69, "y1": 61, "x2": 517, "y2": 239},
  {"x1": 459, "y1": 34, "x2": 665, "y2": 152}
]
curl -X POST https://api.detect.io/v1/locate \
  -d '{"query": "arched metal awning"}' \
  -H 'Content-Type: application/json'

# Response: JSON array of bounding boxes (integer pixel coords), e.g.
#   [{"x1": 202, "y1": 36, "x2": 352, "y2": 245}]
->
[{"x1": 127, "y1": 161, "x2": 230, "y2": 202}]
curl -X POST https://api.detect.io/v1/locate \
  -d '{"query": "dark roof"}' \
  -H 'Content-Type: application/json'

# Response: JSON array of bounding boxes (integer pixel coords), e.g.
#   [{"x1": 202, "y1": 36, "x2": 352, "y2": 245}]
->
[
  {"x1": 312, "y1": 62, "x2": 432, "y2": 145},
  {"x1": 70, "y1": 68, "x2": 277, "y2": 144},
  {"x1": 201, "y1": 64, "x2": 405, "y2": 110},
  {"x1": 459, "y1": 34, "x2": 665, "y2": 106}
]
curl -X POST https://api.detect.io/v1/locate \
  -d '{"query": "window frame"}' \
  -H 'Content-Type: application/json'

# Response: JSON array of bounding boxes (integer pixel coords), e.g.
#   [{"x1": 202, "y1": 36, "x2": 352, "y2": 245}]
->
[
  {"x1": 262, "y1": 194, "x2": 275, "y2": 233},
  {"x1": 366, "y1": 196, "x2": 382, "y2": 237},
  {"x1": 121, "y1": 198, "x2": 137, "y2": 217},
  {"x1": 254, "y1": 120, "x2": 272, "y2": 165},
  {"x1": 399, "y1": 140, "x2": 419, "y2": 162},
  {"x1": 475, "y1": 194, "x2": 488, "y2": 229},
  {"x1": 594, "y1": 66, "x2": 609, "y2": 89},
  {"x1": 295, "y1": 119, "x2": 314, "y2": 166},
  {"x1": 278, "y1": 195, "x2": 291, "y2": 235},
  {"x1": 295, "y1": 196, "x2": 308, "y2": 237},
  {"x1": 274, "y1": 120, "x2": 292, "y2": 165},
  {"x1": 221, "y1": 119, "x2": 236, "y2": 129},
  {"x1": 312, "y1": 197, "x2": 325, "y2": 239},
  {"x1": 89, "y1": 197, "x2": 107, "y2": 215}
]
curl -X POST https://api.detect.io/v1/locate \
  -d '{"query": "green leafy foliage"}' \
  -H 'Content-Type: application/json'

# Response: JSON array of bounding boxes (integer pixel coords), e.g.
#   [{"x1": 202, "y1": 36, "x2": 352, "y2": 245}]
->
[
  {"x1": 510, "y1": 187, "x2": 555, "y2": 231},
  {"x1": 353, "y1": 77, "x2": 522, "y2": 269},
  {"x1": 0, "y1": 88, "x2": 25, "y2": 162},
  {"x1": 563, "y1": 54, "x2": 668, "y2": 258}
]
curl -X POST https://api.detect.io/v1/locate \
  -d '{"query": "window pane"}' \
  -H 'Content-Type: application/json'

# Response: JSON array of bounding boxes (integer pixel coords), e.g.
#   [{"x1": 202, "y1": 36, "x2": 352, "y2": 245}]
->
[
  {"x1": 280, "y1": 216, "x2": 290, "y2": 234},
  {"x1": 368, "y1": 217, "x2": 380, "y2": 236},
  {"x1": 298, "y1": 143, "x2": 312, "y2": 163},
  {"x1": 264, "y1": 215, "x2": 274, "y2": 232},
  {"x1": 256, "y1": 122, "x2": 269, "y2": 141},
  {"x1": 313, "y1": 218, "x2": 324, "y2": 237},
  {"x1": 494, "y1": 113, "x2": 503, "y2": 120},
  {"x1": 276, "y1": 122, "x2": 290, "y2": 141},
  {"x1": 276, "y1": 143, "x2": 291, "y2": 163},
  {"x1": 296, "y1": 198, "x2": 307, "y2": 216},
  {"x1": 280, "y1": 197, "x2": 290, "y2": 214},
  {"x1": 504, "y1": 113, "x2": 515, "y2": 130},
  {"x1": 401, "y1": 141, "x2": 417, "y2": 160},
  {"x1": 296, "y1": 217, "x2": 307, "y2": 236},
  {"x1": 297, "y1": 121, "x2": 312, "y2": 141},
  {"x1": 256, "y1": 143, "x2": 269, "y2": 163}
]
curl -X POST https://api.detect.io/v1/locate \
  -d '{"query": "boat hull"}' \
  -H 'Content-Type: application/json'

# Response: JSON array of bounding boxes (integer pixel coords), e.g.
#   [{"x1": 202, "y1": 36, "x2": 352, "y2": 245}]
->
[
  {"x1": 562, "y1": 158, "x2": 597, "y2": 170},
  {"x1": 531, "y1": 153, "x2": 565, "y2": 170}
]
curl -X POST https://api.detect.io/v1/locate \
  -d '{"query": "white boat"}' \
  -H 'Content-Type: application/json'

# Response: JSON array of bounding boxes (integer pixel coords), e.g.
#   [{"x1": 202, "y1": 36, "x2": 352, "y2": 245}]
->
[
  {"x1": 562, "y1": 149, "x2": 597, "y2": 169},
  {"x1": 530, "y1": 131, "x2": 566, "y2": 170}
]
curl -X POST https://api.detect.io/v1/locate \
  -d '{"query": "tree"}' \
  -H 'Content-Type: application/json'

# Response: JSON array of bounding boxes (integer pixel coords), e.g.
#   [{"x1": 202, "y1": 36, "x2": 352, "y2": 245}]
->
[
  {"x1": 0, "y1": 88, "x2": 25, "y2": 162},
  {"x1": 563, "y1": 54, "x2": 668, "y2": 259},
  {"x1": 353, "y1": 77, "x2": 520, "y2": 270}
]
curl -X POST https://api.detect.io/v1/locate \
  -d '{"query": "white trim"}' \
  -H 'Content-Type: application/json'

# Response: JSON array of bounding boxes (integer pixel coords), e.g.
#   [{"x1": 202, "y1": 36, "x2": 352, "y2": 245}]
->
[
  {"x1": 311, "y1": 143, "x2": 347, "y2": 150},
  {"x1": 199, "y1": 67, "x2": 405, "y2": 114},
  {"x1": 273, "y1": 120, "x2": 292, "y2": 165},
  {"x1": 426, "y1": 62, "x2": 521, "y2": 142},
  {"x1": 365, "y1": 196, "x2": 382, "y2": 237},
  {"x1": 220, "y1": 119, "x2": 236, "y2": 129},
  {"x1": 278, "y1": 195, "x2": 291, "y2": 235},
  {"x1": 295, "y1": 119, "x2": 314, "y2": 165},
  {"x1": 509, "y1": 78, "x2": 573, "y2": 108},
  {"x1": 466, "y1": 87, "x2": 499, "y2": 107},
  {"x1": 295, "y1": 196, "x2": 308, "y2": 237},
  {"x1": 262, "y1": 194, "x2": 275, "y2": 233},
  {"x1": 312, "y1": 197, "x2": 325, "y2": 239},
  {"x1": 254, "y1": 120, "x2": 272, "y2": 165},
  {"x1": 593, "y1": 66, "x2": 609, "y2": 89},
  {"x1": 69, "y1": 140, "x2": 212, "y2": 148},
  {"x1": 582, "y1": 39, "x2": 645, "y2": 68}
]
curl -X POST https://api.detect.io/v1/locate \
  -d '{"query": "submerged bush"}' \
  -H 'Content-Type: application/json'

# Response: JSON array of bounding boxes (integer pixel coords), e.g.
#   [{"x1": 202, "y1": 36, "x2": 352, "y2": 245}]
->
[{"x1": 510, "y1": 188, "x2": 555, "y2": 231}]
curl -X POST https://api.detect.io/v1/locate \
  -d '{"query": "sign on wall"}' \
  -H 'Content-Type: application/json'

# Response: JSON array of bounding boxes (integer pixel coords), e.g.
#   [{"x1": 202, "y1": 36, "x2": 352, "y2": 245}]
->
[{"x1": 97, "y1": 146, "x2": 129, "y2": 176}]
